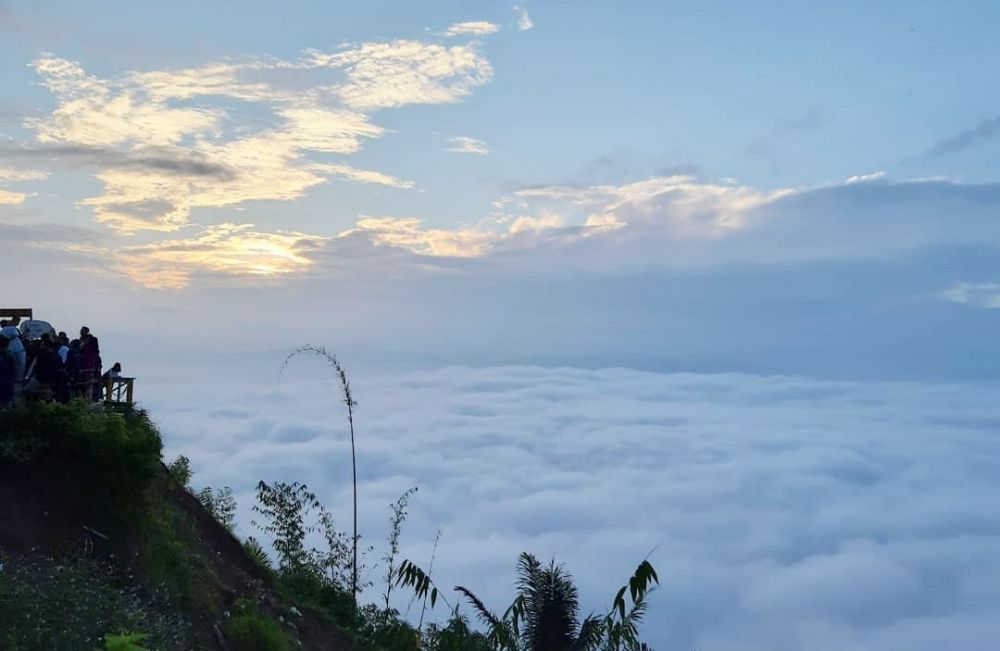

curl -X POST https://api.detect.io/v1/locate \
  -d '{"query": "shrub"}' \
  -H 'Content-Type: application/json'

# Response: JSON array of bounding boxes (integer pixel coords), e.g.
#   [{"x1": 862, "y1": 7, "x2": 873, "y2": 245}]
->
[
  {"x1": 167, "y1": 455, "x2": 192, "y2": 488},
  {"x1": 103, "y1": 632, "x2": 151, "y2": 651},
  {"x1": 0, "y1": 402, "x2": 163, "y2": 509},
  {"x1": 197, "y1": 485, "x2": 238, "y2": 532},
  {"x1": 223, "y1": 614, "x2": 294, "y2": 651}
]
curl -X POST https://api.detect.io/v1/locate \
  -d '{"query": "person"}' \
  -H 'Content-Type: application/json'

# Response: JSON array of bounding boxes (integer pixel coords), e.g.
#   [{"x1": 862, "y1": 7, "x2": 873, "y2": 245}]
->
[
  {"x1": 79, "y1": 335, "x2": 102, "y2": 401},
  {"x1": 31, "y1": 333, "x2": 62, "y2": 397},
  {"x1": 57, "y1": 332, "x2": 70, "y2": 364},
  {"x1": 1, "y1": 317, "x2": 25, "y2": 382},
  {"x1": 103, "y1": 362, "x2": 122, "y2": 380},
  {"x1": 66, "y1": 339, "x2": 81, "y2": 397},
  {"x1": 0, "y1": 336, "x2": 14, "y2": 406},
  {"x1": 79, "y1": 326, "x2": 90, "y2": 342}
]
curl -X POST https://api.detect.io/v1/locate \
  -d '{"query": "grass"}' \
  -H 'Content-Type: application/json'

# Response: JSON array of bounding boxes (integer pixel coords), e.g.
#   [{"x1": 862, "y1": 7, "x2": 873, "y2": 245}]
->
[{"x1": 0, "y1": 554, "x2": 186, "y2": 650}]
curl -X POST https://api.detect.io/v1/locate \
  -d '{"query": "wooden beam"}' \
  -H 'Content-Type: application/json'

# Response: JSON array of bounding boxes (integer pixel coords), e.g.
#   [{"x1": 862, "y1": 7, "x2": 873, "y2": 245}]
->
[{"x1": 0, "y1": 308, "x2": 32, "y2": 319}]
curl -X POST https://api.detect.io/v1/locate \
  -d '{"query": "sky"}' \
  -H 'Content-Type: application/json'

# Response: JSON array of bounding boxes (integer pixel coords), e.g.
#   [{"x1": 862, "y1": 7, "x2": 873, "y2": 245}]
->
[{"x1": 3, "y1": 1, "x2": 1000, "y2": 648}]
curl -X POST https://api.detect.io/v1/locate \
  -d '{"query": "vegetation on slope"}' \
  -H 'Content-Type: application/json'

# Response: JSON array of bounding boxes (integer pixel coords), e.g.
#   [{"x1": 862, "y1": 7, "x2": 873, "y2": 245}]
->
[{"x1": 0, "y1": 399, "x2": 659, "y2": 650}]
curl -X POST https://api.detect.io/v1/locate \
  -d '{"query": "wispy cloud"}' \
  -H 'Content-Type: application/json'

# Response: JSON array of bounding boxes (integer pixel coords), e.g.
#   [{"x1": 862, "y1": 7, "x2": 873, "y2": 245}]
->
[
  {"x1": 106, "y1": 223, "x2": 330, "y2": 289},
  {"x1": 341, "y1": 216, "x2": 495, "y2": 257},
  {"x1": 943, "y1": 282, "x2": 1000, "y2": 309},
  {"x1": 745, "y1": 107, "x2": 825, "y2": 154},
  {"x1": 23, "y1": 40, "x2": 492, "y2": 233},
  {"x1": 443, "y1": 21, "x2": 500, "y2": 37},
  {"x1": 308, "y1": 40, "x2": 493, "y2": 110},
  {"x1": 845, "y1": 170, "x2": 886, "y2": 184},
  {"x1": 445, "y1": 136, "x2": 491, "y2": 155},
  {"x1": 0, "y1": 167, "x2": 47, "y2": 204},
  {"x1": 925, "y1": 115, "x2": 1000, "y2": 158},
  {"x1": 515, "y1": 4, "x2": 534, "y2": 31}
]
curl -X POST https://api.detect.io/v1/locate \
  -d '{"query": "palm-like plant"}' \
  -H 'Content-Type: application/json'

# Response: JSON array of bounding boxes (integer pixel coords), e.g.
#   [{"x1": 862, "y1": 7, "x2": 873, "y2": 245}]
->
[{"x1": 398, "y1": 552, "x2": 658, "y2": 651}]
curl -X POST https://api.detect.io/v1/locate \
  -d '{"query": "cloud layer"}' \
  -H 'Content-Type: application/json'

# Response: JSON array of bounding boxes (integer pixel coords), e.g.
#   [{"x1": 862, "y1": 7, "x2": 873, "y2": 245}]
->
[{"x1": 144, "y1": 364, "x2": 1000, "y2": 651}]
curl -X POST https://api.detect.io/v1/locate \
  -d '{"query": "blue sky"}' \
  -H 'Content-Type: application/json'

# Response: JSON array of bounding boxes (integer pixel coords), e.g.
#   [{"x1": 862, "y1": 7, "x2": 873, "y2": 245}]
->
[{"x1": 2, "y1": 0, "x2": 1000, "y2": 378}]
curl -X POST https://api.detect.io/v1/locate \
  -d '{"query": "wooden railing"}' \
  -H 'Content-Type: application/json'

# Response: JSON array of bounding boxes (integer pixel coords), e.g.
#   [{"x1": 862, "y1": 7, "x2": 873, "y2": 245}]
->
[{"x1": 103, "y1": 377, "x2": 135, "y2": 406}]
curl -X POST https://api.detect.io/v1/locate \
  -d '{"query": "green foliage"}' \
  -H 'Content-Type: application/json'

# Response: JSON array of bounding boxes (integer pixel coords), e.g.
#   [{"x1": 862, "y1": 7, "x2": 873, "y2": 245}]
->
[
  {"x1": 167, "y1": 455, "x2": 192, "y2": 488},
  {"x1": 197, "y1": 485, "x2": 237, "y2": 533},
  {"x1": 354, "y1": 604, "x2": 419, "y2": 651},
  {"x1": 0, "y1": 402, "x2": 163, "y2": 509},
  {"x1": 102, "y1": 632, "x2": 151, "y2": 651},
  {"x1": 383, "y1": 486, "x2": 418, "y2": 610},
  {"x1": 223, "y1": 614, "x2": 294, "y2": 651},
  {"x1": 0, "y1": 554, "x2": 185, "y2": 650},
  {"x1": 242, "y1": 537, "x2": 274, "y2": 572},
  {"x1": 421, "y1": 614, "x2": 492, "y2": 651},
  {"x1": 134, "y1": 491, "x2": 210, "y2": 610},
  {"x1": 253, "y1": 480, "x2": 321, "y2": 570},
  {"x1": 398, "y1": 553, "x2": 660, "y2": 651}
]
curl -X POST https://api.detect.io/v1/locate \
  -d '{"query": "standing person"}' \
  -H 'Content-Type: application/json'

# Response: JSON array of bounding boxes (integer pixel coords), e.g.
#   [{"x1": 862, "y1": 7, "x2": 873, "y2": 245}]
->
[
  {"x1": 66, "y1": 339, "x2": 81, "y2": 398},
  {"x1": 0, "y1": 336, "x2": 14, "y2": 406},
  {"x1": 32, "y1": 334, "x2": 62, "y2": 399},
  {"x1": 57, "y1": 332, "x2": 70, "y2": 364},
  {"x1": 0, "y1": 318, "x2": 25, "y2": 382},
  {"x1": 79, "y1": 335, "x2": 102, "y2": 401}
]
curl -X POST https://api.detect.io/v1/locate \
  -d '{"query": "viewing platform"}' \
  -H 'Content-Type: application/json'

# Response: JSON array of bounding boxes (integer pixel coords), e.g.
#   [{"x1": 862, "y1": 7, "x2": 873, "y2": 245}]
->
[{"x1": 2, "y1": 307, "x2": 136, "y2": 408}]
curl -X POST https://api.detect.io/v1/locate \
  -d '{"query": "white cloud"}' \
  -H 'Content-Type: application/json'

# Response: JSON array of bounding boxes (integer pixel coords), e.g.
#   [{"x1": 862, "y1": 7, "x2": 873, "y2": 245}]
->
[
  {"x1": 143, "y1": 364, "x2": 1000, "y2": 651},
  {"x1": 316, "y1": 40, "x2": 493, "y2": 110},
  {"x1": 342, "y1": 216, "x2": 494, "y2": 257},
  {"x1": 943, "y1": 282, "x2": 1000, "y2": 309},
  {"x1": 86, "y1": 223, "x2": 330, "y2": 289},
  {"x1": 27, "y1": 57, "x2": 225, "y2": 147},
  {"x1": 515, "y1": 5, "x2": 534, "y2": 31},
  {"x1": 443, "y1": 21, "x2": 501, "y2": 37},
  {"x1": 23, "y1": 43, "x2": 491, "y2": 234},
  {"x1": 846, "y1": 170, "x2": 886, "y2": 184},
  {"x1": 445, "y1": 136, "x2": 490, "y2": 155},
  {"x1": 0, "y1": 168, "x2": 47, "y2": 204}
]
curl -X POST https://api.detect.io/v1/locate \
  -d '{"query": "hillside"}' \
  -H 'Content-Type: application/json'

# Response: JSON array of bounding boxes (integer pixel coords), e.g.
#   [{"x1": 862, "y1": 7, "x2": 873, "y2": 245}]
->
[{"x1": 0, "y1": 402, "x2": 353, "y2": 650}]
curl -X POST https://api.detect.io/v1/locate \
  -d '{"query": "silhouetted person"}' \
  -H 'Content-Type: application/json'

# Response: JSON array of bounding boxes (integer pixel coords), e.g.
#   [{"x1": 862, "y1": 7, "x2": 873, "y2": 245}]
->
[
  {"x1": 57, "y1": 332, "x2": 70, "y2": 364},
  {"x1": 103, "y1": 362, "x2": 122, "y2": 380},
  {"x1": 1, "y1": 317, "x2": 25, "y2": 382},
  {"x1": 0, "y1": 337, "x2": 14, "y2": 406},
  {"x1": 32, "y1": 334, "x2": 62, "y2": 396},
  {"x1": 66, "y1": 339, "x2": 81, "y2": 397},
  {"x1": 80, "y1": 335, "x2": 102, "y2": 401}
]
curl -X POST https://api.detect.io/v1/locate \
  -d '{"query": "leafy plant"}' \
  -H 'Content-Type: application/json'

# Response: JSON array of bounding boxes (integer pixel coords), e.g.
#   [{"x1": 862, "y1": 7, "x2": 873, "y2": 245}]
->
[
  {"x1": 252, "y1": 480, "x2": 321, "y2": 570},
  {"x1": 421, "y1": 613, "x2": 492, "y2": 651},
  {"x1": 197, "y1": 485, "x2": 238, "y2": 533},
  {"x1": 242, "y1": 537, "x2": 274, "y2": 572},
  {"x1": 383, "y1": 486, "x2": 418, "y2": 611},
  {"x1": 397, "y1": 553, "x2": 659, "y2": 651},
  {"x1": 102, "y1": 632, "x2": 151, "y2": 651},
  {"x1": 166, "y1": 455, "x2": 192, "y2": 489},
  {"x1": 223, "y1": 613, "x2": 294, "y2": 651}
]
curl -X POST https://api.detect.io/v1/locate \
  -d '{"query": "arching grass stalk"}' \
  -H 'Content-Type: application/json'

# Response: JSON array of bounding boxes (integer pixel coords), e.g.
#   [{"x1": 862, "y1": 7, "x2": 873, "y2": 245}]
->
[{"x1": 279, "y1": 345, "x2": 359, "y2": 611}]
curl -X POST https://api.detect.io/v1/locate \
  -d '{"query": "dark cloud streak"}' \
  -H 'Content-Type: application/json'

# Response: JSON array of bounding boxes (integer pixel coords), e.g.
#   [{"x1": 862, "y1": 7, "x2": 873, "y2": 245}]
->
[
  {"x1": 925, "y1": 115, "x2": 1000, "y2": 158},
  {"x1": 0, "y1": 145, "x2": 236, "y2": 180}
]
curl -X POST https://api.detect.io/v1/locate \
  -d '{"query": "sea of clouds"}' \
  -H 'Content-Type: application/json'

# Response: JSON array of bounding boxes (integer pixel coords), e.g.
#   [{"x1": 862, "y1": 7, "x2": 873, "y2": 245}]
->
[{"x1": 142, "y1": 364, "x2": 1000, "y2": 651}]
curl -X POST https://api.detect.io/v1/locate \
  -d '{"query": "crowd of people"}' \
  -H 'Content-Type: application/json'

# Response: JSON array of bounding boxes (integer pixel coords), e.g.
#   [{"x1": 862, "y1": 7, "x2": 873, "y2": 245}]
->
[{"x1": 0, "y1": 316, "x2": 124, "y2": 407}]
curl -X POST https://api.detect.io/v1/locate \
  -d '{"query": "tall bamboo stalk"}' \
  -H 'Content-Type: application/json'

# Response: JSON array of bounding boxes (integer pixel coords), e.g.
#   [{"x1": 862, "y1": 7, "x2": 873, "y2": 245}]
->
[{"x1": 280, "y1": 345, "x2": 359, "y2": 611}]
